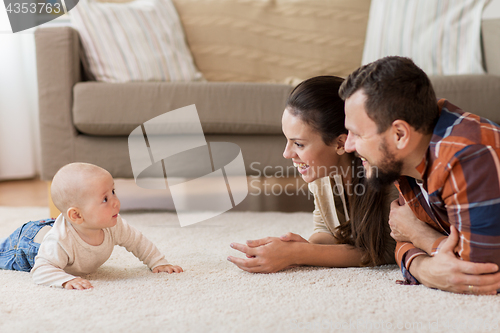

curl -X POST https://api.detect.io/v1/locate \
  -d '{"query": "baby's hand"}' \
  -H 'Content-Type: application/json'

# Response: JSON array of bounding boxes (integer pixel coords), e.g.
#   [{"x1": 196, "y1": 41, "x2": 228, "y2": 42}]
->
[
  {"x1": 152, "y1": 264, "x2": 183, "y2": 273},
  {"x1": 63, "y1": 277, "x2": 93, "y2": 290}
]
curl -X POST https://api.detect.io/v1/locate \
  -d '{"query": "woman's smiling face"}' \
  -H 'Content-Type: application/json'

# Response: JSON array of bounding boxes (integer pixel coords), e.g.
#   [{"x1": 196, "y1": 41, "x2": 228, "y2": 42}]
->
[{"x1": 282, "y1": 107, "x2": 343, "y2": 183}]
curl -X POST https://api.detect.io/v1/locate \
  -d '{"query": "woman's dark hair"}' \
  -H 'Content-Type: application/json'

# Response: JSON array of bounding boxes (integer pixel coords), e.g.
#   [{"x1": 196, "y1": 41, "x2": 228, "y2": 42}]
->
[
  {"x1": 286, "y1": 75, "x2": 392, "y2": 266},
  {"x1": 287, "y1": 76, "x2": 347, "y2": 144},
  {"x1": 336, "y1": 158, "x2": 392, "y2": 266}
]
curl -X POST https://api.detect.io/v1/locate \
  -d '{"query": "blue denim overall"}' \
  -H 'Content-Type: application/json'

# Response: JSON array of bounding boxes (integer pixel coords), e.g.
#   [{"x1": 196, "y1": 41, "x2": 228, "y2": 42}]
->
[{"x1": 0, "y1": 218, "x2": 55, "y2": 271}]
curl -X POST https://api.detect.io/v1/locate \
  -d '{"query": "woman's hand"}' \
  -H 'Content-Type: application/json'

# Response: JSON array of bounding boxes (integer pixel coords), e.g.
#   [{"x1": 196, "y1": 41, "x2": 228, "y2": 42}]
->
[
  {"x1": 279, "y1": 232, "x2": 309, "y2": 243},
  {"x1": 228, "y1": 235, "x2": 307, "y2": 273}
]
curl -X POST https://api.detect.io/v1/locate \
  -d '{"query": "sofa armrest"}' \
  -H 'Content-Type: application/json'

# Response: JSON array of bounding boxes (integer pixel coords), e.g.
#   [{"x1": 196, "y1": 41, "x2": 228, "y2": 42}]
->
[
  {"x1": 35, "y1": 27, "x2": 81, "y2": 180},
  {"x1": 482, "y1": 18, "x2": 500, "y2": 76}
]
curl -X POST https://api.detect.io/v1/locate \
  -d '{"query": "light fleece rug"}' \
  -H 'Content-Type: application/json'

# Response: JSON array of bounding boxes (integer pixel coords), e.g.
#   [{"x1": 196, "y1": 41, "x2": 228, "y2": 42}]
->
[{"x1": 0, "y1": 207, "x2": 499, "y2": 333}]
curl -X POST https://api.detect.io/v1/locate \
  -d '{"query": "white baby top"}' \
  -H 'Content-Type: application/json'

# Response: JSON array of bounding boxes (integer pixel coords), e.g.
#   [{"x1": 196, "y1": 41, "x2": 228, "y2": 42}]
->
[{"x1": 31, "y1": 214, "x2": 169, "y2": 287}]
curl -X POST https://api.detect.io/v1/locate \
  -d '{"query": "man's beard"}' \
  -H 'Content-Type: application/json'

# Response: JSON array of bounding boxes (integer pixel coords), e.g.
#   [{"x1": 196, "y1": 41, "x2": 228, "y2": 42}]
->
[{"x1": 366, "y1": 140, "x2": 403, "y2": 192}]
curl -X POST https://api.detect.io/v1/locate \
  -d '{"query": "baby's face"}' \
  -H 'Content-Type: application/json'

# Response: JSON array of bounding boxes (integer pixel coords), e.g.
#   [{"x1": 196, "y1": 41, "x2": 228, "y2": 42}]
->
[{"x1": 79, "y1": 172, "x2": 120, "y2": 230}]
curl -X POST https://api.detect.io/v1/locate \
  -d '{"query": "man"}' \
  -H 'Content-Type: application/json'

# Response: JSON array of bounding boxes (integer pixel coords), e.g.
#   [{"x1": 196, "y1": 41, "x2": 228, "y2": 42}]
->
[{"x1": 340, "y1": 56, "x2": 500, "y2": 294}]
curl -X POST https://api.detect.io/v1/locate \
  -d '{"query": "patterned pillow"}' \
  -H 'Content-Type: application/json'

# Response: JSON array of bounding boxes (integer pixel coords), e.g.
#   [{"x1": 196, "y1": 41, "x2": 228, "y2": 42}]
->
[
  {"x1": 70, "y1": 0, "x2": 204, "y2": 82},
  {"x1": 362, "y1": 0, "x2": 491, "y2": 75}
]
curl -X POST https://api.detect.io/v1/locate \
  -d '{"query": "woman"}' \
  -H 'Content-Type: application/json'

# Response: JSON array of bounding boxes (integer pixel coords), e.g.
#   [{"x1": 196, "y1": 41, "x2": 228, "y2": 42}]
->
[{"x1": 227, "y1": 76, "x2": 398, "y2": 273}]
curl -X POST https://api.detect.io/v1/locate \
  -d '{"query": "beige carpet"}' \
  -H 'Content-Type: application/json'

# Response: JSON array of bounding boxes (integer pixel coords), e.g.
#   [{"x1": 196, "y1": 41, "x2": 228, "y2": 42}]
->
[{"x1": 0, "y1": 207, "x2": 498, "y2": 333}]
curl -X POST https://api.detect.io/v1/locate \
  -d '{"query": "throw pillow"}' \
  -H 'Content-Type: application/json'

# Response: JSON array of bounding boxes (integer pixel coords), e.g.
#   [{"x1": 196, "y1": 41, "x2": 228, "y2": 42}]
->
[
  {"x1": 172, "y1": 0, "x2": 371, "y2": 82},
  {"x1": 362, "y1": 0, "x2": 491, "y2": 75},
  {"x1": 70, "y1": 0, "x2": 204, "y2": 82}
]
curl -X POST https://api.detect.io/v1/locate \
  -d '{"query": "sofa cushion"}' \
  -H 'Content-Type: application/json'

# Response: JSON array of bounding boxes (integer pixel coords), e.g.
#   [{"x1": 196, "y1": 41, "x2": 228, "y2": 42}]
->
[
  {"x1": 73, "y1": 82, "x2": 294, "y2": 136},
  {"x1": 67, "y1": 134, "x2": 293, "y2": 178},
  {"x1": 172, "y1": 0, "x2": 370, "y2": 82},
  {"x1": 430, "y1": 75, "x2": 500, "y2": 124},
  {"x1": 74, "y1": 76, "x2": 500, "y2": 137},
  {"x1": 70, "y1": 0, "x2": 203, "y2": 83},
  {"x1": 482, "y1": 18, "x2": 500, "y2": 76}
]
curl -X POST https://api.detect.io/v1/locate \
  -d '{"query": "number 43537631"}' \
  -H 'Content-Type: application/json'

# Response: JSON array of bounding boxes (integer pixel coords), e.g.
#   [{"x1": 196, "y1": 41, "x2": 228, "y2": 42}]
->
[{"x1": 6, "y1": 2, "x2": 62, "y2": 14}]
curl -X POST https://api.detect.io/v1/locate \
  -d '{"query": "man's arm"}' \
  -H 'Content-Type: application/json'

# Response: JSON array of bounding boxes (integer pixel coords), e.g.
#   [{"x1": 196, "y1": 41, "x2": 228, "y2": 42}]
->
[
  {"x1": 440, "y1": 145, "x2": 500, "y2": 264},
  {"x1": 409, "y1": 226, "x2": 500, "y2": 294},
  {"x1": 392, "y1": 145, "x2": 500, "y2": 292},
  {"x1": 390, "y1": 199, "x2": 500, "y2": 291}
]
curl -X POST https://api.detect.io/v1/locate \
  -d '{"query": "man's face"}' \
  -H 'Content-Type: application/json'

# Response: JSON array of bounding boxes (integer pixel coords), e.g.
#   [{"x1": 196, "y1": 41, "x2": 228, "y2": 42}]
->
[{"x1": 344, "y1": 90, "x2": 403, "y2": 190}]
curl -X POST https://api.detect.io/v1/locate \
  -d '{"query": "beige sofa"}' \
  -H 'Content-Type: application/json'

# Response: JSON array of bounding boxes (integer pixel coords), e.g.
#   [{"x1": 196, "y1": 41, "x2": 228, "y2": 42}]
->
[{"x1": 35, "y1": 0, "x2": 500, "y2": 212}]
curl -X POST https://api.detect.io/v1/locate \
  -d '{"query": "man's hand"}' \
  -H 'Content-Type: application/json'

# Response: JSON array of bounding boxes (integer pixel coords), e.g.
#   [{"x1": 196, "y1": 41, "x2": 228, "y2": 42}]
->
[
  {"x1": 152, "y1": 264, "x2": 183, "y2": 273},
  {"x1": 228, "y1": 236, "x2": 303, "y2": 273},
  {"x1": 389, "y1": 199, "x2": 419, "y2": 242},
  {"x1": 410, "y1": 226, "x2": 500, "y2": 295},
  {"x1": 63, "y1": 277, "x2": 93, "y2": 290},
  {"x1": 389, "y1": 199, "x2": 444, "y2": 254}
]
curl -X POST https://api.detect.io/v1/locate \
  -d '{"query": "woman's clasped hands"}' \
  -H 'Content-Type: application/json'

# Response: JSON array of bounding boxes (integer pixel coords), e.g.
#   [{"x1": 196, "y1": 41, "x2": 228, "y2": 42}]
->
[{"x1": 227, "y1": 232, "x2": 308, "y2": 273}]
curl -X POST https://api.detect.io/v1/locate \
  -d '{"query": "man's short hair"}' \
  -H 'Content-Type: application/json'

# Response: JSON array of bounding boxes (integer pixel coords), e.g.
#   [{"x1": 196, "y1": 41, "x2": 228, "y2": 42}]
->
[{"x1": 339, "y1": 56, "x2": 439, "y2": 134}]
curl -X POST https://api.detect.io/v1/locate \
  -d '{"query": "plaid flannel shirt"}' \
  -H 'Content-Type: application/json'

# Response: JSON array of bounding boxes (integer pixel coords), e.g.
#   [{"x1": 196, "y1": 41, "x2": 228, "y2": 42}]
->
[{"x1": 395, "y1": 99, "x2": 500, "y2": 284}]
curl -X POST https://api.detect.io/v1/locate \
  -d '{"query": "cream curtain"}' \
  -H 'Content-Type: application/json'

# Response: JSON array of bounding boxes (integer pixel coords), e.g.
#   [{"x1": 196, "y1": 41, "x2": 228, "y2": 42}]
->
[{"x1": 0, "y1": 8, "x2": 40, "y2": 180}]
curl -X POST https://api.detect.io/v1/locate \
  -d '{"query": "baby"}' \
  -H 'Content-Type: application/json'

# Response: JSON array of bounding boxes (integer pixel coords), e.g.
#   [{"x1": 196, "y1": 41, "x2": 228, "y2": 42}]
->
[{"x1": 0, "y1": 162, "x2": 182, "y2": 289}]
